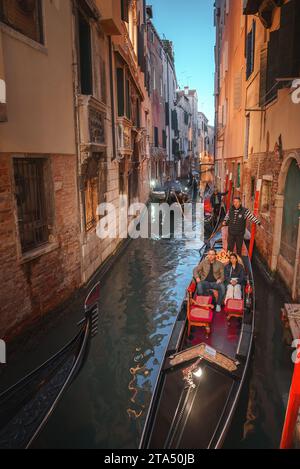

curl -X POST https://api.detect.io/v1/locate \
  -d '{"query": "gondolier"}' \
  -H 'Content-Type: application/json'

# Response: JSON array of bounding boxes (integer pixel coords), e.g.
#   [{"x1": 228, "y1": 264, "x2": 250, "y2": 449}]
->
[
  {"x1": 223, "y1": 197, "x2": 261, "y2": 256},
  {"x1": 210, "y1": 188, "x2": 228, "y2": 221}
]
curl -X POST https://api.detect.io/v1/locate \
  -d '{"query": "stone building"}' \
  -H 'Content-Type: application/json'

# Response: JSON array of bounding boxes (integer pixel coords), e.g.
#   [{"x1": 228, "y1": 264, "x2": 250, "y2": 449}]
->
[
  {"x1": 0, "y1": 0, "x2": 151, "y2": 339},
  {"x1": 146, "y1": 10, "x2": 167, "y2": 185},
  {"x1": 75, "y1": 0, "x2": 151, "y2": 283},
  {"x1": 162, "y1": 39, "x2": 178, "y2": 179},
  {"x1": 214, "y1": 0, "x2": 300, "y2": 300},
  {"x1": 176, "y1": 89, "x2": 192, "y2": 178},
  {"x1": 0, "y1": 0, "x2": 81, "y2": 338},
  {"x1": 183, "y1": 86, "x2": 199, "y2": 172}
]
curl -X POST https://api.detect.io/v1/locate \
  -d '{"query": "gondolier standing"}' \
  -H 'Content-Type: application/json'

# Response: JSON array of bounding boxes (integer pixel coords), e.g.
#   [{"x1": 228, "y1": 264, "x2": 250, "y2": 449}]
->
[
  {"x1": 223, "y1": 196, "x2": 261, "y2": 256},
  {"x1": 210, "y1": 188, "x2": 228, "y2": 221}
]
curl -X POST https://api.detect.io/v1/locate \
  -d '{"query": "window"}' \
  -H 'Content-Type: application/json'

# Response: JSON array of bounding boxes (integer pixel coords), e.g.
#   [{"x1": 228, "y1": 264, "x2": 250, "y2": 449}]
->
[
  {"x1": 85, "y1": 176, "x2": 99, "y2": 231},
  {"x1": 117, "y1": 68, "x2": 125, "y2": 116},
  {"x1": 121, "y1": 0, "x2": 129, "y2": 23},
  {"x1": 244, "y1": 114, "x2": 250, "y2": 160},
  {"x1": 100, "y1": 56, "x2": 107, "y2": 104},
  {"x1": 165, "y1": 102, "x2": 170, "y2": 126},
  {"x1": 136, "y1": 98, "x2": 140, "y2": 128},
  {"x1": 0, "y1": 0, "x2": 44, "y2": 44},
  {"x1": 278, "y1": 0, "x2": 300, "y2": 81},
  {"x1": 251, "y1": 177, "x2": 256, "y2": 201},
  {"x1": 162, "y1": 129, "x2": 167, "y2": 149},
  {"x1": 83, "y1": 154, "x2": 107, "y2": 231},
  {"x1": 14, "y1": 158, "x2": 49, "y2": 253},
  {"x1": 246, "y1": 20, "x2": 256, "y2": 80},
  {"x1": 126, "y1": 78, "x2": 131, "y2": 120},
  {"x1": 78, "y1": 11, "x2": 93, "y2": 95},
  {"x1": 119, "y1": 159, "x2": 126, "y2": 194},
  {"x1": 171, "y1": 109, "x2": 178, "y2": 133},
  {"x1": 154, "y1": 126, "x2": 159, "y2": 147},
  {"x1": 237, "y1": 163, "x2": 241, "y2": 188}
]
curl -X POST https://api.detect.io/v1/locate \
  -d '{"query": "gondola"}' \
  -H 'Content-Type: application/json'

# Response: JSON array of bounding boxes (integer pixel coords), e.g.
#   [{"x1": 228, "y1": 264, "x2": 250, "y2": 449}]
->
[
  {"x1": 0, "y1": 282, "x2": 100, "y2": 449},
  {"x1": 151, "y1": 180, "x2": 190, "y2": 205},
  {"x1": 140, "y1": 226, "x2": 255, "y2": 449}
]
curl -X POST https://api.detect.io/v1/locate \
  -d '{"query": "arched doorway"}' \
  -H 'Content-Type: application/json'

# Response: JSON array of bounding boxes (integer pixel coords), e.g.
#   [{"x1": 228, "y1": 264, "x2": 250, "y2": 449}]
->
[
  {"x1": 272, "y1": 153, "x2": 300, "y2": 299},
  {"x1": 280, "y1": 159, "x2": 300, "y2": 266}
]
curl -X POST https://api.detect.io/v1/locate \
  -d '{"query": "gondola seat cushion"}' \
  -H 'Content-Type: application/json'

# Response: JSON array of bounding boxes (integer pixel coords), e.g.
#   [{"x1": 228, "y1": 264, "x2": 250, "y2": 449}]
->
[
  {"x1": 190, "y1": 296, "x2": 213, "y2": 323},
  {"x1": 225, "y1": 298, "x2": 244, "y2": 315}
]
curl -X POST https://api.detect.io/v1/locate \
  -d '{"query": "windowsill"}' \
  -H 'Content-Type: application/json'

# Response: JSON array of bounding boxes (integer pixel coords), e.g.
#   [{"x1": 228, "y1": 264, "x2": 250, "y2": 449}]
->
[
  {"x1": 19, "y1": 242, "x2": 59, "y2": 264},
  {"x1": 0, "y1": 22, "x2": 47, "y2": 55}
]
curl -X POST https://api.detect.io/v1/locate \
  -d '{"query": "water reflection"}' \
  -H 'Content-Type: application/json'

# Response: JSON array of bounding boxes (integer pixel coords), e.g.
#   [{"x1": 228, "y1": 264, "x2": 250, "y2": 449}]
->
[{"x1": 32, "y1": 206, "x2": 203, "y2": 449}]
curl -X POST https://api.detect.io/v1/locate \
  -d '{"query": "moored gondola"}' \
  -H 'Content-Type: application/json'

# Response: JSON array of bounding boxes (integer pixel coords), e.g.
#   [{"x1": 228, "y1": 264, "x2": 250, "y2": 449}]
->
[
  {"x1": 0, "y1": 283, "x2": 100, "y2": 449},
  {"x1": 140, "y1": 227, "x2": 255, "y2": 449}
]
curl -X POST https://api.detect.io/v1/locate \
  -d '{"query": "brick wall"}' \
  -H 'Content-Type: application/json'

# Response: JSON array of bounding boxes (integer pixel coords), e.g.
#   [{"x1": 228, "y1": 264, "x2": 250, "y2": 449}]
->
[{"x1": 0, "y1": 154, "x2": 81, "y2": 340}]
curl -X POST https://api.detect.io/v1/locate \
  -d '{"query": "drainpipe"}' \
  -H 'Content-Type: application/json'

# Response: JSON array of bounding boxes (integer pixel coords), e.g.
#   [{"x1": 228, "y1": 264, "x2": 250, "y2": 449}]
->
[
  {"x1": 292, "y1": 216, "x2": 300, "y2": 300},
  {"x1": 109, "y1": 36, "x2": 117, "y2": 161}
]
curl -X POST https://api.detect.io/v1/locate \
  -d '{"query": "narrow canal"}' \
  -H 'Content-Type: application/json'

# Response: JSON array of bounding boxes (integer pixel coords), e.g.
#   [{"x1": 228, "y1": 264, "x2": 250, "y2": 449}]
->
[
  {"x1": 32, "y1": 215, "x2": 204, "y2": 449},
  {"x1": 0, "y1": 207, "x2": 293, "y2": 449}
]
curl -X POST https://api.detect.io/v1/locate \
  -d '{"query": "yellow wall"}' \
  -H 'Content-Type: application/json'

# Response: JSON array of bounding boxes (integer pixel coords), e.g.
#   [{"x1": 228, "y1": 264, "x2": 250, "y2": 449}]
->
[{"x1": 0, "y1": 0, "x2": 76, "y2": 155}]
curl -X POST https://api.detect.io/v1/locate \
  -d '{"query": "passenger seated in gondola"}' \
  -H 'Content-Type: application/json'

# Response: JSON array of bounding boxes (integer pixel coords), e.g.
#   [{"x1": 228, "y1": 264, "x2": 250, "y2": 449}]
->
[
  {"x1": 224, "y1": 253, "x2": 245, "y2": 303},
  {"x1": 193, "y1": 249, "x2": 225, "y2": 313}
]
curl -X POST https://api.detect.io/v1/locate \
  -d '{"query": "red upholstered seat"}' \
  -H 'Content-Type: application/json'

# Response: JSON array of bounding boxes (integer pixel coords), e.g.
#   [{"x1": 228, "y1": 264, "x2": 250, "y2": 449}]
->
[
  {"x1": 190, "y1": 306, "x2": 213, "y2": 322},
  {"x1": 190, "y1": 295, "x2": 213, "y2": 323},
  {"x1": 225, "y1": 299, "x2": 244, "y2": 314}
]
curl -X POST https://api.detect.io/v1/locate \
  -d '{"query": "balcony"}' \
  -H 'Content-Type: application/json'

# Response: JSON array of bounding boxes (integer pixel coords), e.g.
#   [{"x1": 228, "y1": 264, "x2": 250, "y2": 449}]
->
[
  {"x1": 117, "y1": 116, "x2": 133, "y2": 157},
  {"x1": 78, "y1": 95, "x2": 106, "y2": 155},
  {"x1": 150, "y1": 145, "x2": 167, "y2": 160},
  {"x1": 99, "y1": 0, "x2": 123, "y2": 36}
]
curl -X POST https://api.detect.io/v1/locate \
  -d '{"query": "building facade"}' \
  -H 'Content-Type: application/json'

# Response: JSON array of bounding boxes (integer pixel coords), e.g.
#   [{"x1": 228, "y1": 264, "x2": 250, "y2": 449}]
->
[
  {"x1": 147, "y1": 13, "x2": 167, "y2": 184},
  {"x1": 0, "y1": 0, "x2": 81, "y2": 338},
  {"x1": 215, "y1": 0, "x2": 300, "y2": 300},
  {"x1": 176, "y1": 90, "x2": 192, "y2": 178}
]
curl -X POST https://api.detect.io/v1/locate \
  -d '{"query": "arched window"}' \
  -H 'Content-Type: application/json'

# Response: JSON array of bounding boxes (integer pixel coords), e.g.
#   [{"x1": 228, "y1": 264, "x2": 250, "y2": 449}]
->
[{"x1": 280, "y1": 160, "x2": 300, "y2": 265}]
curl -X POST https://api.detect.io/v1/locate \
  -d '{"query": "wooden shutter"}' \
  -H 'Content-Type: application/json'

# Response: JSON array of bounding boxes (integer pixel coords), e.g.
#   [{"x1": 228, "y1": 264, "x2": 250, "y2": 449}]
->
[
  {"x1": 117, "y1": 68, "x2": 125, "y2": 116},
  {"x1": 278, "y1": 0, "x2": 300, "y2": 79},
  {"x1": 259, "y1": 44, "x2": 268, "y2": 107},
  {"x1": 234, "y1": 71, "x2": 242, "y2": 110},
  {"x1": 121, "y1": 0, "x2": 129, "y2": 23},
  {"x1": 266, "y1": 30, "x2": 279, "y2": 103}
]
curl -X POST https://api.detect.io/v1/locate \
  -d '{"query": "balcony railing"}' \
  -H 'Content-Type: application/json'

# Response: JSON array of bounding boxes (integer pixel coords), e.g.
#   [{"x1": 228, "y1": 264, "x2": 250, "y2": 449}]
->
[
  {"x1": 78, "y1": 95, "x2": 106, "y2": 152},
  {"x1": 117, "y1": 116, "x2": 133, "y2": 157}
]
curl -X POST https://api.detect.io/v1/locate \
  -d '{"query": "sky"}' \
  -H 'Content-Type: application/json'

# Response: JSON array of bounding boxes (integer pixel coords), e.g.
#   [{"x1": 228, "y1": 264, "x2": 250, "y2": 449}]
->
[{"x1": 149, "y1": 0, "x2": 216, "y2": 125}]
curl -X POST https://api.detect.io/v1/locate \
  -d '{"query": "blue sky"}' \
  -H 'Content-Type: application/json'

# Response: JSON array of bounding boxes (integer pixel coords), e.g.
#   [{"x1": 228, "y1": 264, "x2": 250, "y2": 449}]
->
[{"x1": 149, "y1": 0, "x2": 216, "y2": 124}]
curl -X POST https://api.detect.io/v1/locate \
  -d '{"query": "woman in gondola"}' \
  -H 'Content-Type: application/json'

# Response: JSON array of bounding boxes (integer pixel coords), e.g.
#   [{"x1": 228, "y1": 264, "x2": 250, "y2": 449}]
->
[{"x1": 224, "y1": 252, "x2": 245, "y2": 303}]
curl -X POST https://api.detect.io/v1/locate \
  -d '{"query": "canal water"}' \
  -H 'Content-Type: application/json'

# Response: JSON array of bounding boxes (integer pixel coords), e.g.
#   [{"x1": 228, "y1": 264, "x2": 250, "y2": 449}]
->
[
  {"x1": 0, "y1": 207, "x2": 293, "y2": 449},
  {"x1": 33, "y1": 215, "x2": 204, "y2": 449}
]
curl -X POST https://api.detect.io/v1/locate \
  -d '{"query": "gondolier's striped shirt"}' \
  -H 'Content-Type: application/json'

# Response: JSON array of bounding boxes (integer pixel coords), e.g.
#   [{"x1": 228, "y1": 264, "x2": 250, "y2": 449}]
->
[{"x1": 224, "y1": 208, "x2": 261, "y2": 226}]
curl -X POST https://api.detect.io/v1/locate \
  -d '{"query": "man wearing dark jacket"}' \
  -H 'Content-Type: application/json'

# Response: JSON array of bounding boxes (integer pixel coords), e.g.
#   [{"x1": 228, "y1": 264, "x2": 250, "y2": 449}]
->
[
  {"x1": 223, "y1": 197, "x2": 261, "y2": 256},
  {"x1": 210, "y1": 189, "x2": 228, "y2": 220},
  {"x1": 193, "y1": 249, "x2": 225, "y2": 312}
]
